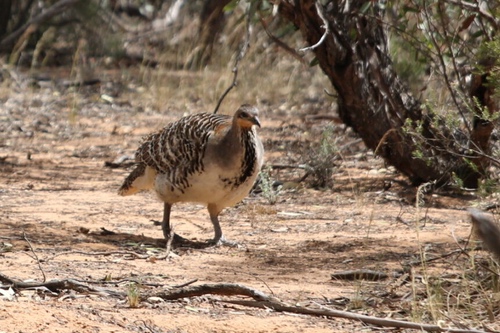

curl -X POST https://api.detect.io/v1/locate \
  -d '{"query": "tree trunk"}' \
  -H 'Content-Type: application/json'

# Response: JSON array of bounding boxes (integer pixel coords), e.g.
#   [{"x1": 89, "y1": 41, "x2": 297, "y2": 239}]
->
[
  {"x1": 0, "y1": 0, "x2": 12, "y2": 38},
  {"x1": 278, "y1": 1, "x2": 495, "y2": 187},
  {"x1": 185, "y1": 0, "x2": 232, "y2": 69}
]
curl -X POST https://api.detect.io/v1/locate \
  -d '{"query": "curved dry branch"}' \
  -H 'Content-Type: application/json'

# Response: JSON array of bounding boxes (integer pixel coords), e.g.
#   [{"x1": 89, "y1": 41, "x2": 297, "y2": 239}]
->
[
  {"x1": 0, "y1": 272, "x2": 124, "y2": 297},
  {"x1": 142, "y1": 282, "x2": 487, "y2": 333},
  {"x1": 0, "y1": 275, "x2": 490, "y2": 333},
  {"x1": 143, "y1": 283, "x2": 277, "y2": 302}
]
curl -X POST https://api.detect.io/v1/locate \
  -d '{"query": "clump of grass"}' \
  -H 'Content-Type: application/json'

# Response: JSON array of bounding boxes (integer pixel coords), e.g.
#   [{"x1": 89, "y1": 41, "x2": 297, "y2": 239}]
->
[
  {"x1": 127, "y1": 282, "x2": 141, "y2": 308},
  {"x1": 305, "y1": 125, "x2": 340, "y2": 188}
]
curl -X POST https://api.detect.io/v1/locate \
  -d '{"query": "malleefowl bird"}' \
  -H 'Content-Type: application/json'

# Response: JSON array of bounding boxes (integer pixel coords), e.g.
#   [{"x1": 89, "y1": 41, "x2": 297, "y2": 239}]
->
[{"x1": 118, "y1": 104, "x2": 264, "y2": 245}]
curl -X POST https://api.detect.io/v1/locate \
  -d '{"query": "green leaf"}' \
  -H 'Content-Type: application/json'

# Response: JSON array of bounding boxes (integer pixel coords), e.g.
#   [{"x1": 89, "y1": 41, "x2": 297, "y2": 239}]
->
[
  {"x1": 359, "y1": 2, "x2": 372, "y2": 14},
  {"x1": 224, "y1": 0, "x2": 240, "y2": 12},
  {"x1": 309, "y1": 57, "x2": 319, "y2": 67}
]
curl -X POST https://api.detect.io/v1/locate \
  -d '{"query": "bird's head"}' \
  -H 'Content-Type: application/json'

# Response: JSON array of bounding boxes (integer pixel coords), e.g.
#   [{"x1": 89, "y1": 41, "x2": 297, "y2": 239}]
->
[{"x1": 234, "y1": 104, "x2": 261, "y2": 129}]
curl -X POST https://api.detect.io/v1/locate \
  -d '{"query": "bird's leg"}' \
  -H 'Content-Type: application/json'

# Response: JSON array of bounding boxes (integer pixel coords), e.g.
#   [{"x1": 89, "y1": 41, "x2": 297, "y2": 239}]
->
[
  {"x1": 207, "y1": 204, "x2": 238, "y2": 247},
  {"x1": 161, "y1": 202, "x2": 173, "y2": 240},
  {"x1": 162, "y1": 203, "x2": 188, "y2": 244}
]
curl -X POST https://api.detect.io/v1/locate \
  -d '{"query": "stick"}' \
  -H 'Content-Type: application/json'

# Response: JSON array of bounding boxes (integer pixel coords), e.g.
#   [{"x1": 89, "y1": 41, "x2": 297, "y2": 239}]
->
[
  {"x1": 259, "y1": 17, "x2": 306, "y2": 65},
  {"x1": 331, "y1": 269, "x2": 390, "y2": 281},
  {"x1": 23, "y1": 232, "x2": 46, "y2": 282},
  {"x1": 45, "y1": 250, "x2": 150, "y2": 261},
  {"x1": 143, "y1": 283, "x2": 278, "y2": 302},
  {"x1": 213, "y1": 4, "x2": 252, "y2": 114},
  {"x1": 0, "y1": 272, "x2": 124, "y2": 297}
]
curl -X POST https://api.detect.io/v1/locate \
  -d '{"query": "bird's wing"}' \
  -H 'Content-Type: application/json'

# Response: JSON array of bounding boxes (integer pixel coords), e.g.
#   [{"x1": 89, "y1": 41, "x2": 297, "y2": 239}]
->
[{"x1": 135, "y1": 113, "x2": 230, "y2": 188}]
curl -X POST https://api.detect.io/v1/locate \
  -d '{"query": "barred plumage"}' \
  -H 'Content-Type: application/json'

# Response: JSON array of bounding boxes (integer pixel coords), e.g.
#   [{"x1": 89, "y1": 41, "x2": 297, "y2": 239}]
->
[{"x1": 118, "y1": 104, "x2": 264, "y2": 245}]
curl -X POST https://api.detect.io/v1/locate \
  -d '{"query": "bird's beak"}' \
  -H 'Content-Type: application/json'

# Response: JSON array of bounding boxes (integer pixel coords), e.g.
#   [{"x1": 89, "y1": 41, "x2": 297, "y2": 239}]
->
[{"x1": 252, "y1": 116, "x2": 261, "y2": 128}]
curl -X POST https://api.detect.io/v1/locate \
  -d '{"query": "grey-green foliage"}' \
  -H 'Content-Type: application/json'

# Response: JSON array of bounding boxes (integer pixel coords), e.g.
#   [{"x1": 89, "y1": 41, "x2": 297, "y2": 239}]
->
[
  {"x1": 305, "y1": 125, "x2": 339, "y2": 188},
  {"x1": 127, "y1": 282, "x2": 141, "y2": 308},
  {"x1": 259, "y1": 166, "x2": 280, "y2": 205}
]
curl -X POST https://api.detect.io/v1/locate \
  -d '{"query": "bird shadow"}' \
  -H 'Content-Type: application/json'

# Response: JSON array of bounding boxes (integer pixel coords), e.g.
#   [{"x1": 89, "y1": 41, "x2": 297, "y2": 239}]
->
[{"x1": 88, "y1": 228, "x2": 215, "y2": 250}]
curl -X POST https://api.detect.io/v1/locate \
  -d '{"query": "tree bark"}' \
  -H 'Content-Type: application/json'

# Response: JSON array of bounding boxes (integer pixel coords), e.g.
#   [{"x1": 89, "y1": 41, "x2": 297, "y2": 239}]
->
[
  {"x1": 185, "y1": 0, "x2": 232, "y2": 69},
  {"x1": 0, "y1": 0, "x2": 12, "y2": 39},
  {"x1": 277, "y1": 0, "x2": 495, "y2": 187},
  {"x1": 0, "y1": 0, "x2": 83, "y2": 52}
]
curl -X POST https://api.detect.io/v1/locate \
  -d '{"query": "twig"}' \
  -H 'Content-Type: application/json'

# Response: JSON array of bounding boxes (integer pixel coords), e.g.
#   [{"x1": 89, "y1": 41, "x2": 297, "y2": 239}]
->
[
  {"x1": 213, "y1": 4, "x2": 252, "y2": 114},
  {"x1": 45, "y1": 250, "x2": 150, "y2": 261},
  {"x1": 134, "y1": 320, "x2": 163, "y2": 333},
  {"x1": 259, "y1": 17, "x2": 306, "y2": 65},
  {"x1": 450, "y1": 226, "x2": 499, "y2": 277},
  {"x1": 171, "y1": 278, "x2": 199, "y2": 289},
  {"x1": 23, "y1": 232, "x2": 46, "y2": 283},
  {"x1": 407, "y1": 249, "x2": 463, "y2": 267},
  {"x1": 299, "y1": 1, "x2": 330, "y2": 52}
]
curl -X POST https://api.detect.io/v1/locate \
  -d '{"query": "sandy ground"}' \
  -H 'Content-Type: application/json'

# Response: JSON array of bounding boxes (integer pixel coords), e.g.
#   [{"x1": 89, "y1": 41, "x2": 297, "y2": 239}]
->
[{"x1": 1, "y1": 72, "x2": 498, "y2": 333}]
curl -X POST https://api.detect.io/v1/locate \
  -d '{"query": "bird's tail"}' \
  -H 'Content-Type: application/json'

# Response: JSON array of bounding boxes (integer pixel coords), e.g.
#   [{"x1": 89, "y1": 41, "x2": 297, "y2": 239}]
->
[{"x1": 118, "y1": 163, "x2": 156, "y2": 196}]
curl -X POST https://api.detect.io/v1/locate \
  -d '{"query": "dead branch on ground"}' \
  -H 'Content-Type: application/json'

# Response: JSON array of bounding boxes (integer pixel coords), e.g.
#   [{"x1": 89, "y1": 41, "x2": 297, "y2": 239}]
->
[
  {"x1": 221, "y1": 299, "x2": 487, "y2": 333},
  {"x1": 0, "y1": 272, "x2": 124, "y2": 297},
  {"x1": 0, "y1": 275, "x2": 490, "y2": 333},
  {"x1": 331, "y1": 269, "x2": 391, "y2": 281}
]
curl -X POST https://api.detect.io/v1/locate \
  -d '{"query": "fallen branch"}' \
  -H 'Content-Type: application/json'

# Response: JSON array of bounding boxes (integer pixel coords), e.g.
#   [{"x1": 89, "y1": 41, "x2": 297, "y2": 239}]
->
[
  {"x1": 221, "y1": 299, "x2": 486, "y2": 333},
  {"x1": 142, "y1": 282, "x2": 486, "y2": 333},
  {"x1": 44, "y1": 250, "x2": 150, "y2": 261},
  {"x1": 0, "y1": 272, "x2": 124, "y2": 297},
  {"x1": 143, "y1": 283, "x2": 278, "y2": 302},
  {"x1": 331, "y1": 269, "x2": 391, "y2": 281},
  {"x1": 0, "y1": 274, "x2": 490, "y2": 332}
]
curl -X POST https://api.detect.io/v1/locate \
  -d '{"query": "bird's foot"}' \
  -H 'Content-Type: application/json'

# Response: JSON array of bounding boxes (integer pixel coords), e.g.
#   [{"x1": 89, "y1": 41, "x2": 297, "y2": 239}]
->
[
  {"x1": 165, "y1": 232, "x2": 191, "y2": 244},
  {"x1": 210, "y1": 236, "x2": 240, "y2": 248}
]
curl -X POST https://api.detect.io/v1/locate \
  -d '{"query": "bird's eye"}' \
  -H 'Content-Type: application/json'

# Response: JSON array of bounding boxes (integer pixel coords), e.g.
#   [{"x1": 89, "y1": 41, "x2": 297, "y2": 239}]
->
[{"x1": 240, "y1": 112, "x2": 249, "y2": 119}]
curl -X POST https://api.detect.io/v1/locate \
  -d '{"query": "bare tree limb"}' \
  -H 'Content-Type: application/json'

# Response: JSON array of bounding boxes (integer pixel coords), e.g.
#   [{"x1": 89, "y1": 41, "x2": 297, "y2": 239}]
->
[
  {"x1": 0, "y1": 272, "x2": 124, "y2": 297},
  {"x1": 299, "y1": 1, "x2": 329, "y2": 52},
  {"x1": 143, "y1": 283, "x2": 278, "y2": 302},
  {"x1": 0, "y1": 0, "x2": 83, "y2": 51},
  {"x1": 213, "y1": 4, "x2": 252, "y2": 114}
]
